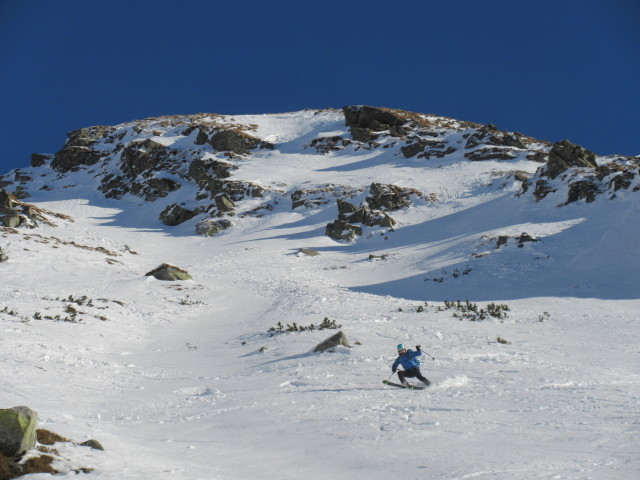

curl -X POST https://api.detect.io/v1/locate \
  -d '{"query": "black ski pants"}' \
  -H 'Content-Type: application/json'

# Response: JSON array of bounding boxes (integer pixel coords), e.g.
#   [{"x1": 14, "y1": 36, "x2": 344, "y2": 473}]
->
[{"x1": 398, "y1": 367, "x2": 430, "y2": 385}]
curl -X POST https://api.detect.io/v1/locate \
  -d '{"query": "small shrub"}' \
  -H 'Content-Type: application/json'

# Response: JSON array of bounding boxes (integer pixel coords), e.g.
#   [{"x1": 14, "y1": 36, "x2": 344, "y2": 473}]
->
[
  {"x1": 438, "y1": 300, "x2": 510, "y2": 321},
  {"x1": 37, "y1": 429, "x2": 70, "y2": 445},
  {"x1": 0, "y1": 453, "x2": 56, "y2": 480},
  {"x1": 425, "y1": 265, "x2": 472, "y2": 283},
  {"x1": 0, "y1": 245, "x2": 8, "y2": 263},
  {"x1": 268, "y1": 317, "x2": 342, "y2": 335},
  {"x1": 179, "y1": 295, "x2": 204, "y2": 306}
]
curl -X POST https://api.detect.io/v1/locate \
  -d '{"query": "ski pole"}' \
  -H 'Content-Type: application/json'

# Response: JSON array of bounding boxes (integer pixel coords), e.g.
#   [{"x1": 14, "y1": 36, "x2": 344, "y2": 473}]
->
[{"x1": 424, "y1": 351, "x2": 436, "y2": 361}]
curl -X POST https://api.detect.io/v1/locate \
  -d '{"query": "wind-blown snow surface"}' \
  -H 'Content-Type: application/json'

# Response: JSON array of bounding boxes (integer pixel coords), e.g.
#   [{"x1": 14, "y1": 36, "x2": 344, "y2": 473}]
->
[{"x1": 1, "y1": 110, "x2": 639, "y2": 479}]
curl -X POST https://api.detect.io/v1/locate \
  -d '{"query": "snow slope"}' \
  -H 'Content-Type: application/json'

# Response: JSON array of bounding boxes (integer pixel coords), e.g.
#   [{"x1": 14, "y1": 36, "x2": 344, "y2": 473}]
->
[{"x1": 1, "y1": 109, "x2": 639, "y2": 479}]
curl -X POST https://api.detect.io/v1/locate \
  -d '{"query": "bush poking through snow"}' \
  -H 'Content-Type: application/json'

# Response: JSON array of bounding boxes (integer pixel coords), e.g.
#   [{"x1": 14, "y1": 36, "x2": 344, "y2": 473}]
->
[
  {"x1": 179, "y1": 295, "x2": 204, "y2": 305},
  {"x1": 437, "y1": 300, "x2": 510, "y2": 321},
  {"x1": 0, "y1": 245, "x2": 8, "y2": 263},
  {"x1": 268, "y1": 317, "x2": 342, "y2": 335}
]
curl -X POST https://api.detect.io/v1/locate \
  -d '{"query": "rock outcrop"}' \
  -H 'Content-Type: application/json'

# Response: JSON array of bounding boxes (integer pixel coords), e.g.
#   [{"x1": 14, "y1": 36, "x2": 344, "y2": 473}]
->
[
  {"x1": 343, "y1": 105, "x2": 435, "y2": 143},
  {"x1": 314, "y1": 331, "x2": 351, "y2": 352},
  {"x1": 520, "y1": 139, "x2": 639, "y2": 205},
  {"x1": 145, "y1": 263, "x2": 193, "y2": 281},
  {"x1": 545, "y1": 139, "x2": 598, "y2": 179},
  {"x1": 0, "y1": 406, "x2": 38, "y2": 458},
  {"x1": 160, "y1": 204, "x2": 200, "y2": 226},
  {"x1": 325, "y1": 183, "x2": 423, "y2": 241}
]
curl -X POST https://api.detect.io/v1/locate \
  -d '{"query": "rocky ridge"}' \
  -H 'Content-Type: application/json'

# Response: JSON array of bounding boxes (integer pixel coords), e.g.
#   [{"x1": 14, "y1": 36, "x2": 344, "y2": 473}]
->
[{"x1": 1, "y1": 106, "x2": 638, "y2": 239}]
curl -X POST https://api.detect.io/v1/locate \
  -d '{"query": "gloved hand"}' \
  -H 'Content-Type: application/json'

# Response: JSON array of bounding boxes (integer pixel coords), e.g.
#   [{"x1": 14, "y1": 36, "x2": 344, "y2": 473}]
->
[
  {"x1": 416, "y1": 344, "x2": 421, "y2": 351},
  {"x1": 392, "y1": 368, "x2": 396, "y2": 373}
]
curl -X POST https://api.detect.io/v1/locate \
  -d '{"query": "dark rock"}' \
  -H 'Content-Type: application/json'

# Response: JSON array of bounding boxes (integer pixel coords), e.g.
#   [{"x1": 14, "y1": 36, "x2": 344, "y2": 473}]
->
[
  {"x1": 98, "y1": 174, "x2": 129, "y2": 199},
  {"x1": 401, "y1": 138, "x2": 456, "y2": 159},
  {"x1": 144, "y1": 177, "x2": 181, "y2": 197},
  {"x1": 298, "y1": 248, "x2": 320, "y2": 256},
  {"x1": 527, "y1": 151, "x2": 548, "y2": 163},
  {"x1": 314, "y1": 331, "x2": 351, "y2": 352},
  {"x1": 30, "y1": 153, "x2": 51, "y2": 167},
  {"x1": 0, "y1": 406, "x2": 38, "y2": 458},
  {"x1": 367, "y1": 183, "x2": 412, "y2": 211},
  {"x1": 546, "y1": 139, "x2": 597, "y2": 179},
  {"x1": 160, "y1": 204, "x2": 199, "y2": 226},
  {"x1": 195, "y1": 218, "x2": 233, "y2": 236},
  {"x1": 363, "y1": 210, "x2": 396, "y2": 228},
  {"x1": 209, "y1": 129, "x2": 261, "y2": 155},
  {"x1": 308, "y1": 136, "x2": 350, "y2": 154},
  {"x1": 12, "y1": 187, "x2": 30, "y2": 200},
  {"x1": 400, "y1": 141, "x2": 426, "y2": 159},
  {"x1": 120, "y1": 139, "x2": 168, "y2": 178},
  {"x1": 608, "y1": 171, "x2": 635, "y2": 192},
  {"x1": 1, "y1": 214, "x2": 21, "y2": 228},
  {"x1": 342, "y1": 105, "x2": 433, "y2": 142},
  {"x1": 343, "y1": 106, "x2": 412, "y2": 134},
  {"x1": 465, "y1": 125, "x2": 526, "y2": 150},
  {"x1": 464, "y1": 147, "x2": 519, "y2": 161},
  {"x1": 566, "y1": 180, "x2": 599, "y2": 204},
  {"x1": 337, "y1": 198, "x2": 359, "y2": 217},
  {"x1": 205, "y1": 179, "x2": 262, "y2": 202},
  {"x1": 145, "y1": 263, "x2": 192, "y2": 281},
  {"x1": 189, "y1": 158, "x2": 236, "y2": 185},
  {"x1": 533, "y1": 179, "x2": 555, "y2": 201},
  {"x1": 79, "y1": 439, "x2": 104, "y2": 451},
  {"x1": 517, "y1": 232, "x2": 538, "y2": 247},
  {"x1": 325, "y1": 220, "x2": 362, "y2": 242},
  {"x1": 0, "y1": 189, "x2": 14, "y2": 211},
  {"x1": 194, "y1": 128, "x2": 210, "y2": 145},
  {"x1": 51, "y1": 145, "x2": 105, "y2": 172},
  {"x1": 214, "y1": 193, "x2": 235, "y2": 213}
]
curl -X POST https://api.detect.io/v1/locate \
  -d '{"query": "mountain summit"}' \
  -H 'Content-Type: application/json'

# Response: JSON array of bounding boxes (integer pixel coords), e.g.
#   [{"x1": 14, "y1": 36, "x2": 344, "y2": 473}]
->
[{"x1": 1, "y1": 106, "x2": 639, "y2": 300}]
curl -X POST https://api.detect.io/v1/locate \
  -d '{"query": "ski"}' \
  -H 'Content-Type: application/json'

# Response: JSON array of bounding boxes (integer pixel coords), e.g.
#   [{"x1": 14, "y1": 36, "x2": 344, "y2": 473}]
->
[{"x1": 382, "y1": 380, "x2": 425, "y2": 390}]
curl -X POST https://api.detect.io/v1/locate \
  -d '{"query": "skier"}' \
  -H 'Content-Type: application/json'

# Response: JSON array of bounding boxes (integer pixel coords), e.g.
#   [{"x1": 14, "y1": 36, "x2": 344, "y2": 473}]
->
[{"x1": 391, "y1": 344, "x2": 431, "y2": 387}]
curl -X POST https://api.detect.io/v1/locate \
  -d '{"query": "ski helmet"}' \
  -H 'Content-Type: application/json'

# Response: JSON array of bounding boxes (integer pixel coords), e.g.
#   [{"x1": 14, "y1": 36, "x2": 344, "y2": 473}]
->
[{"x1": 396, "y1": 344, "x2": 405, "y2": 351}]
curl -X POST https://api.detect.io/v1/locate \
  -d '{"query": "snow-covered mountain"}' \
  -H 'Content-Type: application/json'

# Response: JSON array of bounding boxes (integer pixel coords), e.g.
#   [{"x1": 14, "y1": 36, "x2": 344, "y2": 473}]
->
[{"x1": 1, "y1": 106, "x2": 638, "y2": 479}]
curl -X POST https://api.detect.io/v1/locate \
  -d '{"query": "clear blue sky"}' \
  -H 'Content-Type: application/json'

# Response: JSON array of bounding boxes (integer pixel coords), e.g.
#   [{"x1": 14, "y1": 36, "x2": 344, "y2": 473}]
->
[{"x1": 1, "y1": 0, "x2": 638, "y2": 172}]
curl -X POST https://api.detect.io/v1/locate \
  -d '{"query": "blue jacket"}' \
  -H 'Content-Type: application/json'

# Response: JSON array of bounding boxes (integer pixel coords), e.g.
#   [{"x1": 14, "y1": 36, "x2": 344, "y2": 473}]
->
[{"x1": 392, "y1": 349, "x2": 422, "y2": 372}]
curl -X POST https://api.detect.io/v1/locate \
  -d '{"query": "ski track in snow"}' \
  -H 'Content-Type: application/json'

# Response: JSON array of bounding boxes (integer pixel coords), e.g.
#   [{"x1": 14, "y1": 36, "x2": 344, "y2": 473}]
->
[{"x1": 1, "y1": 111, "x2": 639, "y2": 479}]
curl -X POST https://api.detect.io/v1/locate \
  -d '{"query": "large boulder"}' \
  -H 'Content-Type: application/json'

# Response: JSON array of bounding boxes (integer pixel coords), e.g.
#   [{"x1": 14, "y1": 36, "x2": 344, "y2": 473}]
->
[
  {"x1": 214, "y1": 193, "x2": 236, "y2": 213},
  {"x1": 367, "y1": 183, "x2": 412, "y2": 211},
  {"x1": 195, "y1": 218, "x2": 233, "y2": 236},
  {"x1": 1, "y1": 214, "x2": 21, "y2": 228},
  {"x1": 0, "y1": 189, "x2": 15, "y2": 212},
  {"x1": 0, "y1": 406, "x2": 38, "y2": 458},
  {"x1": 30, "y1": 153, "x2": 51, "y2": 167},
  {"x1": 545, "y1": 139, "x2": 597, "y2": 179},
  {"x1": 565, "y1": 179, "x2": 600, "y2": 204},
  {"x1": 325, "y1": 219, "x2": 362, "y2": 242},
  {"x1": 208, "y1": 129, "x2": 262, "y2": 155},
  {"x1": 51, "y1": 145, "x2": 105, "y2": 172},
  {"x1": 188, "y1": 158, "x2": 236, "y2": 185},
  {"x1": 145, "y1": 263, "x2": 192, "y2": 281},
  {"x1": 120, "y1": 139, "x2": 168, "y2": 178},
  {"x1": 343, "y1": 106, "x2": 413, "y2": 137},
  {"x1": 160, "y1": 204, "x2": 199, "y2": 226},
  {"x1": 314, "y1": 331, "x2": 351, "y2": 352},
  {"x1": 465, "y1": 124, "x2": 526, "y2": 150}
]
